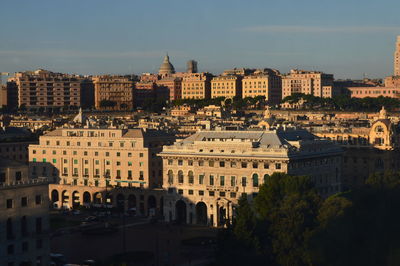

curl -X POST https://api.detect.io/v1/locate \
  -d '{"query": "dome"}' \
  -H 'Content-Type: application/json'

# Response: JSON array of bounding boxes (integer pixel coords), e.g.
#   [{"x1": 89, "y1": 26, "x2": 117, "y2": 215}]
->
[{"x1": 159, "y1": 54, "x2": 175, "y2": 75}]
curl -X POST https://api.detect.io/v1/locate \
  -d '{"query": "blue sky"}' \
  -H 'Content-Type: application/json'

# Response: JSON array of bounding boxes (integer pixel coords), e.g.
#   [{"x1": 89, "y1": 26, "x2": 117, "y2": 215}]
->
[{"x1": 0, "y1": 0, "x2": 399, "y2": 79}]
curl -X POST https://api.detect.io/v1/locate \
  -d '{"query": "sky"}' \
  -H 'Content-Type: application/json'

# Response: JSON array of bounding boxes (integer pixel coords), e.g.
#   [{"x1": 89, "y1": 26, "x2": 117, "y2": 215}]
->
[{"x1": 0, "y1": 0, "x2": 399, "y2": 79}]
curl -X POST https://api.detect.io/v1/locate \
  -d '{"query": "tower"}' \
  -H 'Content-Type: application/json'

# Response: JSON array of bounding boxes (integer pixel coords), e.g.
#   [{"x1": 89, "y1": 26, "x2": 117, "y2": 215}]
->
[
  {"x1": 394, "y1": 36, "x2": 400, "y2": 76},
  {"x1": 186, "y1": 60, "x2": 198, "y2": 73}
]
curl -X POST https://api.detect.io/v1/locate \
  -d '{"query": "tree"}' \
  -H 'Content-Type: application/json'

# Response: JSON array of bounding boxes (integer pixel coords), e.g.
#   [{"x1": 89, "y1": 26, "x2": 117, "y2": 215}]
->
[
  {"x1": 100, "y1": 100, "x2": 117, "y2": 109},
  {"x1": 308, "y1": 172, "x2": 400, "y2": 266}
]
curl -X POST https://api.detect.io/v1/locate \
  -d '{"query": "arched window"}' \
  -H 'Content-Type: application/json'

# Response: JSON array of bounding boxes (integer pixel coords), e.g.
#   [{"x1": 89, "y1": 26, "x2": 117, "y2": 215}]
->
[
  {"x1": 7, "y1": 218, "x2": 13, "y2": 240},
  {"x1": 168, "y1": 170, "x2": 173, "y2": 184},
  {"x1": 252, "y1": 174, "x2": 259, "y2": 187},
  {"x1": 178, "y1": 170, "x2": 184, "y2": 184},
  {"x1": 188, "y1": 171, "x2": 194, "y2": 184},
  {"x1": 263, "y1": 174, "x2": 269, "y2": 184}
]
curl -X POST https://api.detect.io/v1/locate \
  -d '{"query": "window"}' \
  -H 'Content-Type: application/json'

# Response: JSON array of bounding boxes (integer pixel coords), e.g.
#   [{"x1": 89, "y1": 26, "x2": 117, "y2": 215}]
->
[
  {"x1": 73, "y1": 151, "x2": 77, "y2": 155},
  {"x1": 188, "y1": 190, "x2": 194, "y2": 195},
  {"x1": 209, "y1": 160, "x2": 214, "y2": 167},
  {"x1": 178, "y1": 160, "x2": 183, "y2": 166},
  {"x1": 6, "y1": 199, "x2": 13, "y2": 208},
  {"x1": 21, "y1": 216, "x2": 28, "y2": 236},
  {"x1": 139, "y1": 171, "x2": 144, "y2": 180},
  {"x1": 264, "y1": 163, "x2": 269, "y2": 169},
  {"x1": 275, "y1": 163, "x2": 281, "y2": 170},
  {"x1": 52, "y1": 159, "x2": 57, "y2": 163},
  {"x1": 231, "y1": 176, "x2": 236, "y2": 186},
  {"x1": 209, "y1": 191, "x2": 215, "y2": 197},
  {"x1": 117, "y1": 152, "x2": 121, "y2": 157},
  {"x1": 116, "y1": 170, "x2": 121, "y2": 178},
  {"x1": 15, "y1": 171, "x2": 22, "y2": 181},
  {"x1": 178, "y1": 170, "x2": 184, "y2": 183},
  {"x1": 21, "y1": 197, "x2": 28, "y2": 207},
  {"x1": 178, "y1": 189, "x2": 183, "y2": 195},
  {"x1": 116, "y1": 161, "x2": 121, "y2": 166},
  {"x1": 128, "y1": 152, "x2": 132, "y2": 157},
  {"x1": 199, "y1": 190, "x2": 204, "y2": 196},
  {"x1": 252, "y1": 174, "x2": 259, "y2": 187},
  {"x1": 139, "y1": 153, "x2": 144, "y2": 157},
  {"x1": 168, "y1": 170, "x2": 173, "y2": 184},
  {"x1": 188, "y1": 171, "x2": 194, "y2": 184},
  {"x1": 230, "y1": 161, "x2": 236, "y2": 167},
  {"x1": 241, "y1": 162, "x2": 247, "y2": 168},
  {"x1": 199, "y1": 174, "x2": 204, "y2": 185},
  {"x1": 36, "y1": 217, "x2": 42, "y2": 233},
  {"x1": 230, "y1": 192, "x2": 236, "y2": 198},
  {"x1": 36, "y1": 239, "x2": 43, "y2": 249},
  {"x1": 188, "y1": 160, "x2": 193, "y2": 166},
  {"x1": 198, "y1": 160, "x2": 204, "y2": 166},
  {"x1": 241, "y1": 177, "x2": 247, "y2": 187},
  {"x1": 219, "y1": 161, "x2": 225, "y2": 167},
  {"x1": 22, "y1": 241, "x2": 29, "y2": 252},
  {"x1": 253, "y1": 162, "x2": 258, "y2": 168},
  {"x1": 7, "y1": 244, "x2": 14, "y2": 254},
  {"x1": 128, "y1": 161, "x2": 132, "y2": 166},
  {"x1": 95, "y1": 152, "x2": 98, "y2": 156},
  {"x1": 168, "y1": 159, "x2": 173, "y2": 165},
  {"x1": 219, "y1": 191, "x2": 226, "y2": 197},
  {"x1": 220, "y1": 176, "x2": 225, "y2": 186},
  {"x1": 73, "y1": 159, "x2": 78, "y2": 164},
  {"x1": 209, "y1": 175, "x2": 214, "y2": 186},
  {"x1": 105, "y1": 152, "x2": 110, "y2": 157},
  {"x1": 128, "y1": 170, "x2": 132, "y2": 179}
]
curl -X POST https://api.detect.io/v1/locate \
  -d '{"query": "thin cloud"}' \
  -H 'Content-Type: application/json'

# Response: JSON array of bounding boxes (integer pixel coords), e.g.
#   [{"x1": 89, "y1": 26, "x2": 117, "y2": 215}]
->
[
  {"x1": 0, "y1": 50, "x2": 185, "y2": 59},
  {"x1": 239, "y1": 25, "x2": 400, "y2": 33}
]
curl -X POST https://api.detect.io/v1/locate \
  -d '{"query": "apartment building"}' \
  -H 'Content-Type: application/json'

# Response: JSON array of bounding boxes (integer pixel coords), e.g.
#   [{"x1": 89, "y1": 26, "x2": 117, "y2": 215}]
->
[
  {"x1": 242, "y1": 70, "x2": 282, "y2": 103},
  {"x1": 211, "y1": 75, "x2": 242, "y2": 99},
  {"x1": 0, "y1": 159, "x2": 49, "y2": 266},
  {"x1": 28, "y1": 128, "x2": 174, "y2": 214},
  {"x1": 159, "y1": 129, "x2": 343, "y2": 226},
  {"x1": 156, "y1": 77, "x2": 182, "y2": 101},
  {"x1": 93, "y1": 75, "x2": 135, "y2": 110},
  {"x1": 9, "y1": 69, "x2": 94, "y2": 109},
  {"x1": 282, "y1": 69, "x2": 335, "y2": 99},
  {"x1": 181, "y1": 73, "x2": 213, "y2": 99}
]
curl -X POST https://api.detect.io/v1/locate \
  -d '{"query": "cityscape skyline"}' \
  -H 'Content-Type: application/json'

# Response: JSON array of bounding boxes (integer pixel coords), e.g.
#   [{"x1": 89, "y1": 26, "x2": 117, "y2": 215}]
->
[{"x1": 1, "y1": 0, "x2": 400, "y2": 79}]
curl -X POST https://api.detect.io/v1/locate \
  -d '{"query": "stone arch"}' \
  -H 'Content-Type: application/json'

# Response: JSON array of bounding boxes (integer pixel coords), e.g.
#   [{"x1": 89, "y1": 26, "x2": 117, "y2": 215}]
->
[
  {"x1": 252, "y1": 173, "x2": 259, "y2": 187},
  {"x1": 116, "y1": 194, "x2": 125, "y2": 211},
  {"x1": 83, "y1": 192, "x2": 91, "y2": 204},
  {"x1": 195, "y1": 202, "x2": 208, "y2": 225},
  {"x1": 72, "y1": 191, "x2": 80, "y2": 208},
  {"x1": 128, "y1": 194, "x2": 136, "y2": 209},
  {"x1": 61, "y1": 190, "x2": 69, "y2": 208},
  {"x1": 167, "y1": 170, "x2": 174, "y2": 184},
  {"x1": 175, "y1": 200, "x2": 187, "y2": 224},
  {"x1": 51, "y1": 189, "x2": 59, "y2": 203},
  {"x1": 93, "y1": 192, "x2": 102, "y2": 204},
  {"x1": 148, "y1": 195, "x2": 157, "y2": 216}
]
